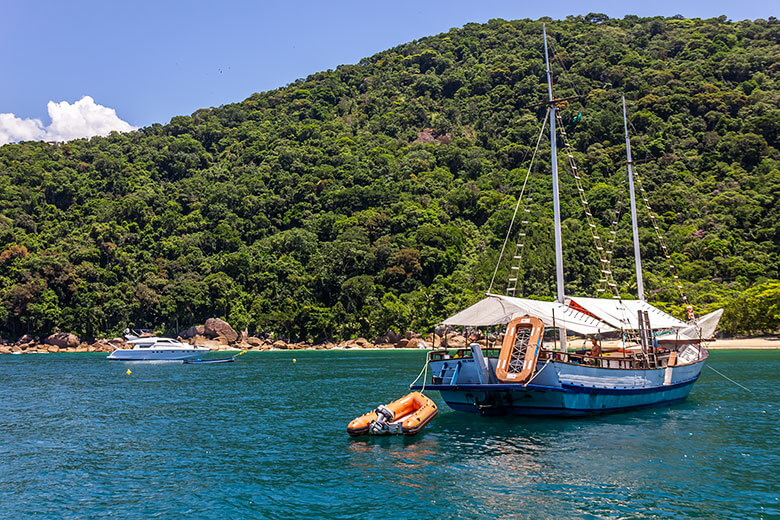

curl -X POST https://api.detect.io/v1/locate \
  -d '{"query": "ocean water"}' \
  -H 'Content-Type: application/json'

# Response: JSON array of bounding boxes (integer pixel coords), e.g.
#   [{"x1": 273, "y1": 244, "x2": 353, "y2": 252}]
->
[{"x1": 0, "y1": 349, "x2": 777, "y2": 519}]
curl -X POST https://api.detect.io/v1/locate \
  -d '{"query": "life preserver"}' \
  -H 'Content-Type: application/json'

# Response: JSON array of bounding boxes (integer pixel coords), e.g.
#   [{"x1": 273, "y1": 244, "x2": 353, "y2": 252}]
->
[{"x1": 495, "y1": 316, "x2": 545, "y2": 384}]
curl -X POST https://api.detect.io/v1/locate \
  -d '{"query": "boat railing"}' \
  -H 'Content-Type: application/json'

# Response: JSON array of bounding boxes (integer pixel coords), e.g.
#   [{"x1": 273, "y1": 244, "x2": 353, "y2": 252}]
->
[{"x1": 430, "y1": 346, "x2": 681, "y2": 371}]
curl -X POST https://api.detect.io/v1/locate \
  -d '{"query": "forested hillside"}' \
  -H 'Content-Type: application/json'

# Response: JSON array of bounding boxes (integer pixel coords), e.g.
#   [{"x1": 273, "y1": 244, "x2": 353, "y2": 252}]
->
[{"x1": 0, "y1": 15, "x2": 778, "y2": 341}]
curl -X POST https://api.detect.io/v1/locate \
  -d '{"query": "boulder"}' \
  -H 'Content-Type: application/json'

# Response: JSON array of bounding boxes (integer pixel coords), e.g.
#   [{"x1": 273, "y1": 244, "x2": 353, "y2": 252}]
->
[
  {"x1": 17, "y1": 334, "x2": 33, "y2": 344},
  {"x1": 0, "y1": 347, "x2": 11, "y2": 355},
  {"x1": 355, "y1": 338, "x2": 370, "y2": 348},
  {"x1": 245, "y1": 337, "x2": 263, "y2": 347},
  {"x1": 446, "y1": 335, "x2": 468, "y2": 349},
  {"x1": 180, "y1": 325, "x2": 205, "y2": 339},
  {"x1": 204, "y1": 318, "x2": 238, "y2": 343},
  {"x1": 272, "y1": 340, "x2": 288, "y2": 350},
  {"x1": 407, "y1": 338, "x2": 428, "y2": 349},
  {"x1": 375, "y1": 330, "x2": 401, "y2": 344},
  {"x1": 44, "y1": 333, "x2": 80, "y2": 349},
  {"x1": 396, "y1": 338, "x2": 410, "y2": 348},
  {"x1": 426, "y1": 334, "x2": 442, "y2": 349},
  {"x1": 47, "y1": 345, "x2": 60, "y2": 353}
]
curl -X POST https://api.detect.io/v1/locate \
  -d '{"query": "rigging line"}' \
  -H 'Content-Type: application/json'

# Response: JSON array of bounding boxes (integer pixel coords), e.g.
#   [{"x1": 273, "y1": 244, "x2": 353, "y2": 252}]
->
[
  {"x1": 488, "y1": 107, "x2": 550, "y2": 294},
  {"x1": 633, "y1": 172, "x2": 690, "y2": 307},
  {"x1": 553, "y1": 110, "x2": 621, "y2": 298},
  {"x1": 706, "y1": 364, "x2": 753, "y2": 393},
  {"x1": 623, "y1": 103, "x2": 692, "y2": 313},
  {"x1": 548, "y1": 35, "x2": 581, "y2": 99}
]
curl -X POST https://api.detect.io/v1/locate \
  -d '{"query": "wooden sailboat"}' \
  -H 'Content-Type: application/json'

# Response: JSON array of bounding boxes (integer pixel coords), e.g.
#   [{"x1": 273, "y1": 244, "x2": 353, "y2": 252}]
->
[{"x1": 410, "y1": 24, "x2": 721, "y2": 416}]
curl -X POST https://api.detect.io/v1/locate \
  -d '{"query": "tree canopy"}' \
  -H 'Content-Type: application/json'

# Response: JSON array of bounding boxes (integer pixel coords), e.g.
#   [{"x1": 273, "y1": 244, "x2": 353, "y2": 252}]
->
[{"x1": 0, "y1": 15, "x2": 778, "y2": 340}]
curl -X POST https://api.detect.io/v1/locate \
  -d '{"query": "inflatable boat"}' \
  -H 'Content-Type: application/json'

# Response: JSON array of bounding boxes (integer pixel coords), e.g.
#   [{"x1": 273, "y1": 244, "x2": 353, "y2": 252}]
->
[{"x1": 348, "y1": 392, "x2": 438, "y2": 436}]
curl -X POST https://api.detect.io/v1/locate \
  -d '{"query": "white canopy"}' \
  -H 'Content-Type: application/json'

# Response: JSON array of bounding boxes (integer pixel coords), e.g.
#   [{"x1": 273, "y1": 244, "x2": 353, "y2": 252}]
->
[
  {"x1": 442, "y1": 294, "x2": 699, "y2": 336},
  {"x1": 565, "y1": 296, "x2": 688, "y2": 331},
  {"x1": 442, "y1": 294, "x2": 616, "y2": 335},
  {"x1": 677, "y1": 308, "x2": 724, "y2": 339}
]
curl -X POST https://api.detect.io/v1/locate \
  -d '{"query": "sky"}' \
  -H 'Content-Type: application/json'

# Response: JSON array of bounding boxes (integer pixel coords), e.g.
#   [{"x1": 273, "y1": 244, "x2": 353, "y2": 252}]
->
[{"x1": 0, "y1": 0, "x2": 775, "y2": 144}]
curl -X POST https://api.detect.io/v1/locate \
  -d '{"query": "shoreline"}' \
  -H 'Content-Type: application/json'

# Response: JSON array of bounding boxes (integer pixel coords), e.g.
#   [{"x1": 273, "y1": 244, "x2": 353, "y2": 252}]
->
[{"x1": 3, "y1": 338, "x2": 778, "y2": 355}]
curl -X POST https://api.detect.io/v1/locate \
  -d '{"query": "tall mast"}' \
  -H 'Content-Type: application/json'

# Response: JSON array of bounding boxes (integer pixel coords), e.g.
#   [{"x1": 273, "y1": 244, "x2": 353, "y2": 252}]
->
[
  {"x1": 622, "y1": 96, "x2": 644, "y2": 301},
  {"x1": 543, "y1": 23, "x2": 567, "y2": 350}
]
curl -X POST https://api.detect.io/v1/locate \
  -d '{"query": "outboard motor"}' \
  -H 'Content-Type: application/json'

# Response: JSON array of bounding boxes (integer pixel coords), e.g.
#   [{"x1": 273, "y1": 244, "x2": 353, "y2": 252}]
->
[{"x1": 369, "y1": 405, "x2": 394, "y2": 434}]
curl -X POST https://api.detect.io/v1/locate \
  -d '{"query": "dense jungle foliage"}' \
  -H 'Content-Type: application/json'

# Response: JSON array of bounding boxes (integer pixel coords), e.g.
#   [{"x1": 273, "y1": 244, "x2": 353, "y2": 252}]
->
[{"x1": 0, "y1": 15, "x2": 778, "y2": 341}]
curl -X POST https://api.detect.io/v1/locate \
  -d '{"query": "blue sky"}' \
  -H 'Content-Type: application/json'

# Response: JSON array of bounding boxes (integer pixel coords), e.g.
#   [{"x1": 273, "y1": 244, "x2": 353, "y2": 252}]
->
[{"x1": 1, "y1": 0, "x2": 776, "y2": 131}]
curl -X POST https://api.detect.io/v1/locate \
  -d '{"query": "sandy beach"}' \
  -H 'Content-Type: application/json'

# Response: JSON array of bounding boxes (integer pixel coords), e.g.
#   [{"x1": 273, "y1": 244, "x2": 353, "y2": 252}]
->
[{"x1": 703, "y1": 337, "x2": 780, "y2": 349}]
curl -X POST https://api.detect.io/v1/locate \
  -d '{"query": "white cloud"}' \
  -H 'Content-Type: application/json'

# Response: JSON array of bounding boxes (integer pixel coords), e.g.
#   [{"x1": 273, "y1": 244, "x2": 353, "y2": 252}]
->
[{"x1": 0, "y1": 96, "x2": 136, "y2": 146}]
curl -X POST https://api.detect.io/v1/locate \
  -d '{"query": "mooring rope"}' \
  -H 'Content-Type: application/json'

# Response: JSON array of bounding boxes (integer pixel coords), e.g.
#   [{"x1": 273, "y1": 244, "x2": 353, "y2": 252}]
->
[
  {"x1": 706, "y1": 365, "x2": 752, "y2": 393},
  {"x1": 409, "y1": 351, "x2": 431, "y2": 393}
]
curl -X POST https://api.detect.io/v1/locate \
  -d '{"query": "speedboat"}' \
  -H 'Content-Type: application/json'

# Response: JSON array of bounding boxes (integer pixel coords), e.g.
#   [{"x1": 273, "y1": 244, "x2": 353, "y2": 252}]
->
[{"x1": 107, "y1": 336, "x2": 210, "y2": 361}]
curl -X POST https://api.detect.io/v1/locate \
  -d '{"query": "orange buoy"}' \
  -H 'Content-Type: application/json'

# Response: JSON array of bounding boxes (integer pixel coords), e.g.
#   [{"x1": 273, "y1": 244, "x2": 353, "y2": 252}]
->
[{"x1": 347, "y1": 392, "x2": 438, "y2": 436}]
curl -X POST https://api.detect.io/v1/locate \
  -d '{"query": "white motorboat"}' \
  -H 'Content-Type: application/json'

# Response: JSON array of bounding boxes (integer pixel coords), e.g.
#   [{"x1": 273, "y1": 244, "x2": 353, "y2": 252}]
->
[{"x1": 107, "y1": 336, "x2": 210, "y2": 361}]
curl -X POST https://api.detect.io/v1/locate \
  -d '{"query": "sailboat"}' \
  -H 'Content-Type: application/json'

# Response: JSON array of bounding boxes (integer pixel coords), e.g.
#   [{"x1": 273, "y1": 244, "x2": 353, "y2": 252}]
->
[{"x1": 410, "y1": 25, "x2": 722, "y2": 416}]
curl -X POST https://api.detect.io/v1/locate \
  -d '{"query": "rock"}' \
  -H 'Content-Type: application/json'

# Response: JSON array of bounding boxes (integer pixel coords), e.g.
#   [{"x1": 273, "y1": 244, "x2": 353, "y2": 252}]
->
[
  {"x1": 11, "y1": 346, "x2": 22, "y2": 353},
  {"x1": 0, "y1": 347, "x2": 11, "y2": 354},
  {"x1": 17, "y1": 334, "x2": 33, "y2": 344},
  {"x1": 446, "y1": 335, "x2": 468, "y2": 348},
  {"x1": 239, "y1": 328, "x2": 249, "y2": 342},
  {"x1": 375, "y1": 330, "x2": 401, "y2": 344},
  {"x1": 427, "y1": 334, "x2": 442, "y2": 349},
  {"x1": 44, "y1": 333, "x2": 80, "y2": 349},
  {"x1": 272, "y1": 340, "x2": 288, "y2": 350},
  {"x1": 216, "y1": 335, "x2": 231, "y2": 345},
  {"x1": 47, "y1": 345, "x2": 60, "y2": 353},
  {"x1": 396, "y1": 338, "x2": 410, "y2": 348},
  {"x1": 18, "y1": 341, "x2": 33, "y2": 350},
  {"x1": 245, "y1": 337, "x2": 263, "y2": 347},
  {"x1": 405, "y1": 331, "x2": 414, "y2": 340},
  {"x1": 204, "y1": 318, "x2": 238, "y2": 343},
  {"x1": 407, "y1": 338, "x2": 428, "y2": 349},
  {"x1": 180, "y1": 325, "x2": 205, "y2": 339},
  {"x1": 355, "y1": 338, "x2": 370, "y2": 348}
]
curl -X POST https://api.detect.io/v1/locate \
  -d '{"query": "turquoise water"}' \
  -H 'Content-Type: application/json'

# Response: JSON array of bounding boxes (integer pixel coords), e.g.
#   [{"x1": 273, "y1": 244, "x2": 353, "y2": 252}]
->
[{"x1": 0, "y1": 350, "x2": 777, "y2": 519}]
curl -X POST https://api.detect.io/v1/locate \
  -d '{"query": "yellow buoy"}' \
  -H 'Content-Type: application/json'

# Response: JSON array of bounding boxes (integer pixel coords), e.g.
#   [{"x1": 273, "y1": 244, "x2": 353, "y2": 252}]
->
[
  {"x1": 126, "y1": 369, "x2": 132, "y2": 375},
  {"x1": 292, "y1": 359, "x2": 297, "y2": 363}
]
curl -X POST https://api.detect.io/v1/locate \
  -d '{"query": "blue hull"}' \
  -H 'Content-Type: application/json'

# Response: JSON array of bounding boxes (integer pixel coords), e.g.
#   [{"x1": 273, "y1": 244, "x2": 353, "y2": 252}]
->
[{"x1": 413, "y1": 354, "x2": 706, "y2": 416}]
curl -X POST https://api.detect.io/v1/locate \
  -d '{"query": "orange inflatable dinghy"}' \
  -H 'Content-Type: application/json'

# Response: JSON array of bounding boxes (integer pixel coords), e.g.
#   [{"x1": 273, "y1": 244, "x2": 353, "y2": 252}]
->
[
  {"x1": 496, "y1": 315, "x2": 545, "y2": 384},
  {"x1": 347, "y1": 392, "x2": 438, "y2": 436}
]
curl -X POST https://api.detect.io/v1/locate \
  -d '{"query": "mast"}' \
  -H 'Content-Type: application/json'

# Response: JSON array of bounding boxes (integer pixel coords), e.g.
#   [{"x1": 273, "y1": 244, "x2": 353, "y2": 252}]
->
[
  {"x1": 622, "y1": 96, "x2": 644, "y2": 301},
  {"x1": 543, "y1": 23, "x2": 567, "y2": 351}
]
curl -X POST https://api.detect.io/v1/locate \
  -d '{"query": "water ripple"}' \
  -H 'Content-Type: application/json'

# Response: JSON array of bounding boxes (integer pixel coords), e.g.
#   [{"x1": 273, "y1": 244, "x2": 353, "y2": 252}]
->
[{"x1": 0, "y1": 350, "x2": 776, "y2": 519}]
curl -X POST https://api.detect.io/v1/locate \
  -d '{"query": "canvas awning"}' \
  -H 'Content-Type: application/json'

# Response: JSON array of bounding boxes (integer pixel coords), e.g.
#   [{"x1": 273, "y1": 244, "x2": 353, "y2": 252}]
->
[
  {"x1": 442, "y1": 294, "x2": 616, "y2": 335},
  {"x1": 564, "y1": 296, "x2": 688, "y2": 330},
  {"x1": 676, "y1": 308, "x2": 724, "y2": 339}
]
